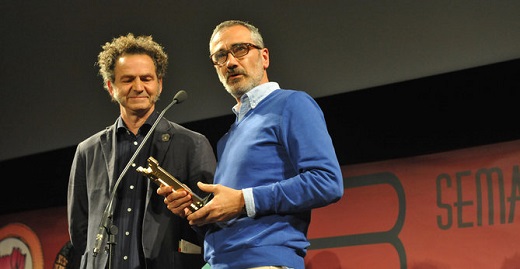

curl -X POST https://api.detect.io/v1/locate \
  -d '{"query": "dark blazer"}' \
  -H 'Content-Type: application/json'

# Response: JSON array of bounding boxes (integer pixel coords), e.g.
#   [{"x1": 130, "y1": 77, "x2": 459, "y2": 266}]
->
[{"x1": 67, "y1": 117, "x2": 216, "y2": 269}]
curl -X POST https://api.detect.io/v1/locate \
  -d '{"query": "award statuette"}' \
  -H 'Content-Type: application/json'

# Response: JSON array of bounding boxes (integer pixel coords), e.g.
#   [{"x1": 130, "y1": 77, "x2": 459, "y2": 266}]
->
[{"x1": 136, "y1": 156, "x2": 211, "y2": 212}]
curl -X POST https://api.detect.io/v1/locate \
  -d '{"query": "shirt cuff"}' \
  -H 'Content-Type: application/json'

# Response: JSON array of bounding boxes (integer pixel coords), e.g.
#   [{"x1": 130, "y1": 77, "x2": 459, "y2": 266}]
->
[{"x1": 242, "y1": 187, "x2": 255, "y2": 218}]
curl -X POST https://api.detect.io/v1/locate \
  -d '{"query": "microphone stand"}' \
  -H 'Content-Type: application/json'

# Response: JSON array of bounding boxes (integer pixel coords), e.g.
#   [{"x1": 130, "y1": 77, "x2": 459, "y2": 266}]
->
[{"x1": 92, "y1": 90, "x2": 188, "y2": 269}]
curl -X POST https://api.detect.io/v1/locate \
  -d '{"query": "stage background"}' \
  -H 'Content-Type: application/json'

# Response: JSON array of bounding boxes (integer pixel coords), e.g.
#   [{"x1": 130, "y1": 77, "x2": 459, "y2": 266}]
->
[
  {"x1": 1, "y1": 1, "x2": 520, "y2": 268},
  {"x1": 1, "y1": 1, "x2": 519, "y2": 162},
  {"x1": 306, "y1": 140, "x2": 520, "y2": 269},
  {"x1": 2, "y1": 139, "x2": 519, "y2": 268},
  {"x1": 1, "y1": 58, "x2": 520, "y2": 268}
]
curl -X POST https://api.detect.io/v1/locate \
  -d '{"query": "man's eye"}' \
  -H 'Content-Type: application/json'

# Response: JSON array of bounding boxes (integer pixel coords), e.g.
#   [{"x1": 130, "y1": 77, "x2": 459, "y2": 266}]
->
[
  {"x1": 233, "y1": 46, "x2": 246, "y2": 53},
  {"x1": 215, "y1": 52, "x2": 227, "y2": 59}
]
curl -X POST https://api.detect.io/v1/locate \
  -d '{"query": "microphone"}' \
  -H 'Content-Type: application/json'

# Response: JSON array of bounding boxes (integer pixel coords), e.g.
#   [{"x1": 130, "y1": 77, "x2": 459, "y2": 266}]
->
[
  {"x1": 92, "y1": 90, "x2": 188, "y2": 258},
  {"x1": 173, "y1": 89, "x2": 187, "y2": 104}
]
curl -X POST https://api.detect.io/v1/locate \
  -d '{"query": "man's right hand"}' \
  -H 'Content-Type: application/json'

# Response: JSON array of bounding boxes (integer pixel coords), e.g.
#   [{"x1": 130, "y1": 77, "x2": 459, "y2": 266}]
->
[{"x1": 157, "y1": 186, "x2": 193, "y2": 218}]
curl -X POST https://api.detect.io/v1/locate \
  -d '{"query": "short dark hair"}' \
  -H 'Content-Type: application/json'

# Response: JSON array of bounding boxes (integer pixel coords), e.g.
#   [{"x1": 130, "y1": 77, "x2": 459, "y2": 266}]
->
[{"x1": 209, "y1": 20, "x2": 264, "y2": 53}]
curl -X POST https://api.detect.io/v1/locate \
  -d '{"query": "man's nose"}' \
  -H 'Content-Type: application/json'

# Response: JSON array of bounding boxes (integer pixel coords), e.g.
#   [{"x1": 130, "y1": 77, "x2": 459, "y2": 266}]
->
[
  {"x1": 132, "y1": 78, "x2": 145, "y2": 90},
  {"x1": 225, "y1": 52, "x2": 240, "y2": 67}
]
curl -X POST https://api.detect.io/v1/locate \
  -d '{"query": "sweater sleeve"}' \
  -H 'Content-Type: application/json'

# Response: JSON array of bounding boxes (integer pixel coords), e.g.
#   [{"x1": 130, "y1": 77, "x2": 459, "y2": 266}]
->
[{"x1": 253, "y1": 91, "x2": 344, "y2": 214}]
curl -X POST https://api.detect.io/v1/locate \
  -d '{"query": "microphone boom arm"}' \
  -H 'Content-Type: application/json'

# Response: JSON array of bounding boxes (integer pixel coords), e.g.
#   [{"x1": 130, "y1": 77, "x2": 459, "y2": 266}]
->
[{"x1": 92, "y1": 90, "x2": 187, "y2": 258}]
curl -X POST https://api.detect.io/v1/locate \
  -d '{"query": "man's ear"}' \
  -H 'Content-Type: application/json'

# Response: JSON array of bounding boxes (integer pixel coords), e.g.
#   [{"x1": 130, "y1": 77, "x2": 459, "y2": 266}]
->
[
  {"x1": 106, "y1": 80, "x2": 114, "y2": 92},
  {"x1": 262, "y1": 48, "x2": 270, "y2": 69},
  {"x1": 107, "y1": 80, "x2": 114, "y2": 95}
]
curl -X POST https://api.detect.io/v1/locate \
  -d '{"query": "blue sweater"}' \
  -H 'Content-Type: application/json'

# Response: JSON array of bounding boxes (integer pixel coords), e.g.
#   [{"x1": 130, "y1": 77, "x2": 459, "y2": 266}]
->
[{"x1": 205, "y1": 88, "x2": 344, "y2": 269}]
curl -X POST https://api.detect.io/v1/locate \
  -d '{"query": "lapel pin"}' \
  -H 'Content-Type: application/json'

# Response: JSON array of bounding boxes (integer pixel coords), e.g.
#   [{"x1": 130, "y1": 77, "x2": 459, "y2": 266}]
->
[{"x1": 161, "y1": 134, "x2": 170, "y2": 142}]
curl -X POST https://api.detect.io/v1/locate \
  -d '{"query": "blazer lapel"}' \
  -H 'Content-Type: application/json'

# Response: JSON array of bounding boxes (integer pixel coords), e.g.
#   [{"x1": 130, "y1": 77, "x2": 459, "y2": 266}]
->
[
  {"x1": 150, "y1": 118, "x2": 173, "y2": 163},
  {"x1": 100, "y1": 123, "x2": 117, "y2": 192}
]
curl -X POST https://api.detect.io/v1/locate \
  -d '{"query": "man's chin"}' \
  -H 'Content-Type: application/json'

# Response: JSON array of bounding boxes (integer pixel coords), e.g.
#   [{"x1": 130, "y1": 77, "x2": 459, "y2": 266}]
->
[
  {"x1": 126, "y1": 104, "x2": 152, "y2": 113},
  {"x1": 227, "y1": 75, "x2": 244, "y2": 84}
]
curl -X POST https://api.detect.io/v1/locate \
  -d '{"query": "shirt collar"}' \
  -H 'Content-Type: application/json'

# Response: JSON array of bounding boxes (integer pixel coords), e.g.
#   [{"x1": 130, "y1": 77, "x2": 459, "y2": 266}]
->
[
  {"x1": 232, "y1": 82, "x2": 280, "y2": 114},
  {"x1": 116, "y1": 109, "x2": 158, "y2": 135}
]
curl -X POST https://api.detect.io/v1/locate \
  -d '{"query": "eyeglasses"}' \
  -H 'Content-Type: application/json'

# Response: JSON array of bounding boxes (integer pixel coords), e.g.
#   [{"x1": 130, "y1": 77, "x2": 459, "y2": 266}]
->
[{"x1": 210, "y1": 43, "x2": 262, "y2": 66}]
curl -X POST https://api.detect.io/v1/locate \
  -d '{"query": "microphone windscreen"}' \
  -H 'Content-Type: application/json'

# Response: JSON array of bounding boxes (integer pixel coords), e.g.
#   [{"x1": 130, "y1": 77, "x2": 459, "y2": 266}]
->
[{"x1": 173, "y1": 90, "x2": 188, "y2": 104}]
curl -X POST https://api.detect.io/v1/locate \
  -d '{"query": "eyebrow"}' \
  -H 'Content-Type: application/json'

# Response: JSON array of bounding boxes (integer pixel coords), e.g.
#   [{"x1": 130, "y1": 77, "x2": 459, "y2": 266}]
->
[{"x1": 213, "y1": 42, "x2": 246, "y2": 53}]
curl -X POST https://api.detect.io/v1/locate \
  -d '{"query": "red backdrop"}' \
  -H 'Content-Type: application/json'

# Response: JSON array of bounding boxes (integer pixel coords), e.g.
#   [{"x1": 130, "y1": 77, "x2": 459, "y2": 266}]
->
[
  {"x1": 2, "y1": 140, "x2": 520, "y2": 268},
  {"x1": 306, "y1": 139, "x2": 520, "y2": 268}
]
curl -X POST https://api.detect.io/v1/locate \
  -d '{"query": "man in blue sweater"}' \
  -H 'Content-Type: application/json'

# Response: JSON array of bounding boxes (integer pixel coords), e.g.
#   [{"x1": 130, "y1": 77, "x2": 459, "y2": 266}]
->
[{"x1": 158, "y1": 20, "x2": 344, "y2": 269}]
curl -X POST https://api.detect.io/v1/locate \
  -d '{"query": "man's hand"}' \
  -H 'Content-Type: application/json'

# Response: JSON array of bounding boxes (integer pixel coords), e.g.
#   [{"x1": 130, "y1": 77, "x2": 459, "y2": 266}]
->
[
  {"x1": 157, "y1": 185, "x2": 192, "y2": 218},
  {"x1": 186, "y1": 182, "x2": 245, "y2": 226}
]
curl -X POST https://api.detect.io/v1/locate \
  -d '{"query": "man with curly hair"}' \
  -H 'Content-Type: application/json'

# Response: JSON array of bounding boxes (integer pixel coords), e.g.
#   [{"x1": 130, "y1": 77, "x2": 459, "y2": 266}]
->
[{"x1": 67, "y1": 33, "x2": 216, "y2": 269}]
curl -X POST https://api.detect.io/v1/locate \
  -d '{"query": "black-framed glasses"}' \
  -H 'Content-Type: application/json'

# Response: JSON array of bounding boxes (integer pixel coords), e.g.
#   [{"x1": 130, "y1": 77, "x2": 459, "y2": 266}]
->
[{"x1": 210, "y1": 43, "x2": 262, "y2": 66}]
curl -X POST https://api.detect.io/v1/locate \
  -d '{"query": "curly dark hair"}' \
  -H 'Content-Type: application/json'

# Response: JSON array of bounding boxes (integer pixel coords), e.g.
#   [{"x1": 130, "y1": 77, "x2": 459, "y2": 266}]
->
[{"x1": 97, "y1": 33, "x2": 168, "y2": 91}]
